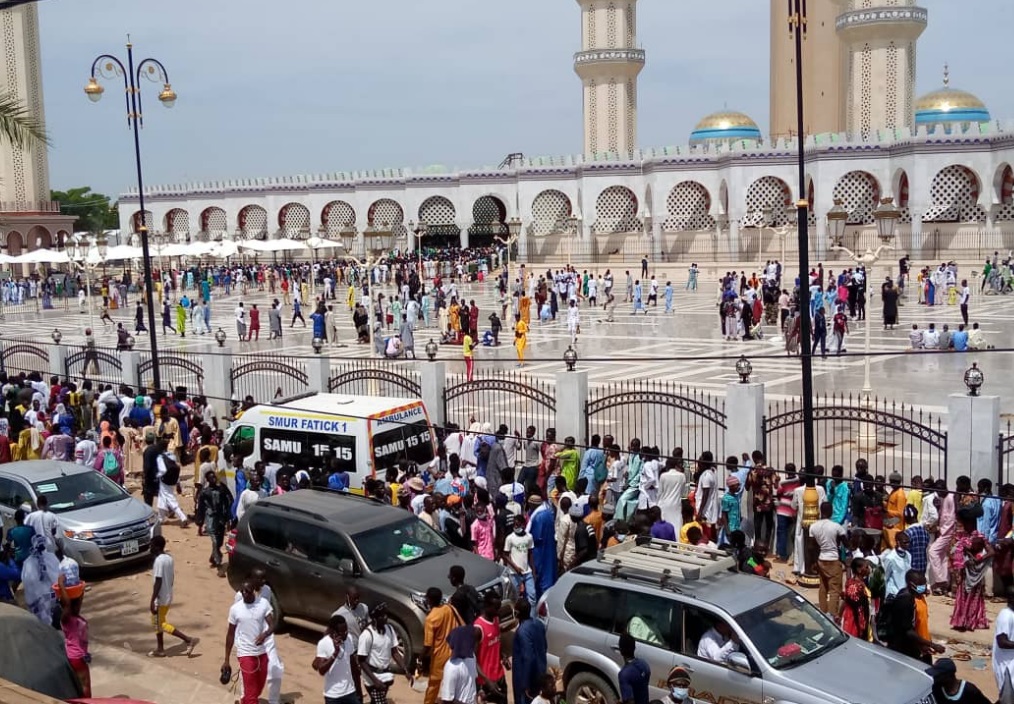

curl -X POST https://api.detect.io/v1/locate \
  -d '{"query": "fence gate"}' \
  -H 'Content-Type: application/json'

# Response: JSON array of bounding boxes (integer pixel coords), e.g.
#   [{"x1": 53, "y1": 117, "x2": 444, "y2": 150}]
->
[
  {"x1": 998, "y1": 420, "x2": 1014, "y2": 486},
  {"x1": 764, "y1": 393, "x2": 947, "y2": 485},
  {"x1": 139, "y1": 351, "x2": 205, "y2": 396},
  {"x1": 0, "y1": 339, "x2": 49, "y2": 376},
  {"x1": 230, "y1": 355, "x2": 308, "y2": 402},
  {"x1": 443, "y1": 370, "x2": 555, "y2": 434},
  {"x1": 586, "y1": 380, "x2": 726, "y2": 461},
  {"x1": 328, "y1": 360, "x2": 421, "y2": 398},
  {"x1": 65, "y1": 346, "x2": 123, "y2": 387}
]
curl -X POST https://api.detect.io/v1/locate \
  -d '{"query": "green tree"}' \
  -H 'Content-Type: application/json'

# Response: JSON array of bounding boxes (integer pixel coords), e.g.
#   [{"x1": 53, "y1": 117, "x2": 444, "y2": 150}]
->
[
  {"x1": 0, "y1": 89, "x2": 48, "y2": 151},
  {"x1": 50, "y1": 187, "x2": 119, "y2": 233}
]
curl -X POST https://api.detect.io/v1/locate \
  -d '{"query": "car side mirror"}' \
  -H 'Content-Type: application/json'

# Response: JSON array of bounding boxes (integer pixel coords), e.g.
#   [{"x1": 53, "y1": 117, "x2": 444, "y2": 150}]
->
[
  {"x1": 727, "y1": 651, "x2": 754, "y2": 676},
  {"x1": 339, "y1": 558, "x2": 356, "y2": 575}
]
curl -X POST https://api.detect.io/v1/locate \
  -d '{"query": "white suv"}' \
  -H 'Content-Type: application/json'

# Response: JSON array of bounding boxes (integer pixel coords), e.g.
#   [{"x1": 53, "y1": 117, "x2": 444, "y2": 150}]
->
[{"x1": 539, "y1": 539, "x2": 935, "y2": 704}]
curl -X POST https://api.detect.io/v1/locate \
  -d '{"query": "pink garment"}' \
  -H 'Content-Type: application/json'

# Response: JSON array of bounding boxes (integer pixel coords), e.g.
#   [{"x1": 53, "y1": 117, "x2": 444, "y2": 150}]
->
[
  {"x1": 62, "y1": 614, "x2": 89, "y2": 660},
  {"x1": 470, "y1": 509, "x2": 496, "y2": 560},
  {"x1": 927, "y1": 494, "x2": 955, "y2": 584}
]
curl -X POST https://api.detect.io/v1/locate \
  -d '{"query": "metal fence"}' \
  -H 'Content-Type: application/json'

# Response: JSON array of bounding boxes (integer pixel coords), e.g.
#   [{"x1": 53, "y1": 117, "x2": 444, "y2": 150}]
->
[
  {"x1": 328, "y1": 360, "x2": 421, "y2": 398},
  {"x1": 443, "y1": 370, "x2": 556, "y2": 434},
  {"x1": 139, "y1": 351, "x2": 205, "y2": 396},
  {"x1": 586, "y1": 380, "x2": 726, "y2": 461},
  {"x1": 764, "y1": 393, "x2": 948, "y2": 485},
  {"x1": 998, "y1": 421, "x2": 1014, "y2": 486},
  {"x1": 64, "y1": 346, "x2": 124, "y2": 387},
  {"x1": 230, "y1": 354, "x2": 308, "y2": 403},
  {"x1": 0, "y1": 337, "x2": 49, "y2": 376}
]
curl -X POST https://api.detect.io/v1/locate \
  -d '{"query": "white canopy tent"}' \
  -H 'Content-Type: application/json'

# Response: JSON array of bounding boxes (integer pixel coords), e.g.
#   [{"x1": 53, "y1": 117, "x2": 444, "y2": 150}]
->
[{"x1": 12, "y1": 249, "x2": 71, "y2": 264}]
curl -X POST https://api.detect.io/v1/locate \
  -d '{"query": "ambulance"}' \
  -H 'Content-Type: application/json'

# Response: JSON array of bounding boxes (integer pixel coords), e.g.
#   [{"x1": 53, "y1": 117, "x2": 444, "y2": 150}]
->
[{"x1": 219, "y1": 393, "x2": 436, "y2": 494}]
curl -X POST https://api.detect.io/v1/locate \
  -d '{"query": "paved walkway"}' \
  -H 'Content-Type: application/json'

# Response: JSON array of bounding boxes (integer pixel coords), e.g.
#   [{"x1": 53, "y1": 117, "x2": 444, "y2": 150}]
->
[{"x1": 89, "y1": 641, "x2": 234, "y2": 704}]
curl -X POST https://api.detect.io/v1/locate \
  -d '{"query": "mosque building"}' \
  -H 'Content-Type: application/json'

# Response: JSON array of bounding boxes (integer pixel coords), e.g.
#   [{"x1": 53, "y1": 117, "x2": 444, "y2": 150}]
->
[{"x1": 119, "y1": 0, "x2": 1013, "y2": 263}]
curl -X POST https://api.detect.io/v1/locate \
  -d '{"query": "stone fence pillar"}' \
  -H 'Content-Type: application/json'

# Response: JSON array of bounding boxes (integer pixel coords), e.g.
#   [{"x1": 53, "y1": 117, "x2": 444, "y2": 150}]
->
[
  {"x1": 49, "y1": 344, "x2": 67, "y2": 380},
  {"x1": 204, "y1": 348, "x2": 233, "y2": 425},
  {"x1": 120, "y1": 350, "x2": 140, "y2": 390},
  {"x1": 948, "y1": 392, "x2": 1000, "y2": 487},
  {"x1": 555, "y1": 369, "x2": 588, "y2": 443},
  {"x1": 725, "y1": 381, "x2": 765, "y2": 459},
  {"x1": 305, "y1": 354, "x2": 330, "y2": 394},
  {"x1": 420, "y1": 361, "x2": 446, "y2": 428}
]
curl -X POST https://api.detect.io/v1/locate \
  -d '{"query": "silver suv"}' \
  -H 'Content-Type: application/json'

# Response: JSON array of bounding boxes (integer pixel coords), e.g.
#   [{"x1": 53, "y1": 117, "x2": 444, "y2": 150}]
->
[
  {"x1": 0, "y1": 461, "x2": 160, "y2": 568},
  {"x1": 540, "y1": 539, "x2": 935, "y2": 704}
]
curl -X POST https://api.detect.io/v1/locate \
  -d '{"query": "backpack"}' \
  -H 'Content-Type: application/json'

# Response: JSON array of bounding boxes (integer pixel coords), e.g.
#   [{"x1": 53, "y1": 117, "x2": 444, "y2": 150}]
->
[
  {"x1": 160, "y1": 454, "x2": 181, "y2": 485},
  {"x1": 874, "y1": 594, "x2": 897, "y2": 643},
  {"x1": 101, "y1": 450, "x2": 120, "y2": 478}
]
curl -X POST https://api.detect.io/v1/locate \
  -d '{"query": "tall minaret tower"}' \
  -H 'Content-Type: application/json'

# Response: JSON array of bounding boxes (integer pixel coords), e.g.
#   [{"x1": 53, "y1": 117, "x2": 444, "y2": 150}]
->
[
  {"x1": 574, "y1": 0, "x2": 645, "y2": 156},
  {"x1": 836, "y1": 0, "x2": 927, "y2": 138},
  {"x1": 0, "y1": 3, "x2": 50, "y2": 203},
  {"x1": 770, "y1": 0, "x2": 845, "y2": 139}
]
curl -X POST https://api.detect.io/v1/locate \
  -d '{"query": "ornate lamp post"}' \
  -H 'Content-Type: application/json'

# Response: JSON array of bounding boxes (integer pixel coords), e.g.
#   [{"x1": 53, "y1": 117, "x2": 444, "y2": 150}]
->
[
  {"x1": 831, "y1": 198, "x2": 898, "y2": 400},
  {"x1": 787, "y1": 0, "x2": 816, "y2": 472},
  {"x1": 85, "y1": 42, "x2": 177, "y2": 388},
  {"x1": 411, "y1": 220, "x2": 428, "y2": 280},
  {"x1": 311, "y1": 336, "x2": 324, "y2": 354},
  {"x1": 214, "y1": 327, "x2": 227, "y2": 347},
  {"x1": 425, "y1": 338, "x2": 439, "y2": 361},
  {"x1": 964, "y1": 362, "x2": 984, "y2": 397},
  {"x1": 736, "y1": 355, "x2": 753, "y2": 384},
  {"x1": 495, "y1": 217, "x2": 522, "y2": 280},
  {"x1": 563, "y1": 345, "x2": 578, "y2": 372},
  {"x1": 826, "y1": 199, "x2": 849, "y2": 248}
]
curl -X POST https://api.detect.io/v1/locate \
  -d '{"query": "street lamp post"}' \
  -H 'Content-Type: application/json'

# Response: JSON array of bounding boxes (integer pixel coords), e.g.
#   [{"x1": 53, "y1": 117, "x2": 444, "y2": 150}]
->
[
  {"x1": 337, "y1": 233, "x2": 377, "y2": 355},
  {"x1": 829, "y1": 198, "x2": 899, "y2": 399},
  {"x1": 829, "y1": 197, "x2": 898, "y2": 451},
  {"x1": 85, "y1": 41, "x2": 176, "y2": 389},
  {"x1": 494, "y1": 217, "x2": 522, "y2": 281},
  {"x1": 788, "y1": 0, "x2": 816, "y2": 472},
  {"x1": 411, "y1": 220, "x2": 428, "y2": 281}
]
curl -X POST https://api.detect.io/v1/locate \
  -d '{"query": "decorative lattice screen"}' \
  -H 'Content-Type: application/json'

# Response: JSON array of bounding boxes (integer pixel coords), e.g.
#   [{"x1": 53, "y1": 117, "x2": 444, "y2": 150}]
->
[
  {"x1": 279, "y1": 203, "x2": 311, "y2": 237},
  {"x1": 166, "y1": 209, "x2": 189, "y2": 237},
  {"x1": 663, "y1": 181, "x2": 714, "y2": 232},
  {"x1": 832, "y1": 171, "x2": 881, "y2": 225},
  {"x1": 368, "y1": 199, "x2": 404, "y2": 227},
  {"x1": 745, "y1": 177, "x2": 792, "y2": 226},
  {"x1": 132, "y1": 210, "x2": 154, "y2": 232},
  {"x1": 323, "y1": 201, "x2": 356, "y2": 235},
  {"x1": 530, "y1": 190, "x2": 572, "y2": 236},
  {"x1": 930, "y1": 165, "x2": 986, "y2": 222},
  {"x1": 419, "y1": 196, "x2": 456, "y2": 225},
  {"x1": 472, "y1": 196, "x2": 505, "y2": 225},
  {"x1": 593, "y1": 186, "x2": 641, "y2": 235},
  {"x1": 239, "y1": 205, "x2": 267, "y2": 236}
]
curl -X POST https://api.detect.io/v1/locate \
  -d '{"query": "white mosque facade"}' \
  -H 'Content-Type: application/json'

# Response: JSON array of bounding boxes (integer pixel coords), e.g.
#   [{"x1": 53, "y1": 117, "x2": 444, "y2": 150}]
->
[{"x1": 117, "y1": 0, "x2": 1014, "y2": 263}]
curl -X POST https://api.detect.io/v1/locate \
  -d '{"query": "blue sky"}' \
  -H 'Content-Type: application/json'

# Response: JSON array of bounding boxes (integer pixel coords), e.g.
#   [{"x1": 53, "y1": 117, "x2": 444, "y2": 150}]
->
[{"x1": 37, "y1": 0, "x2": 1013, "y2": 196}]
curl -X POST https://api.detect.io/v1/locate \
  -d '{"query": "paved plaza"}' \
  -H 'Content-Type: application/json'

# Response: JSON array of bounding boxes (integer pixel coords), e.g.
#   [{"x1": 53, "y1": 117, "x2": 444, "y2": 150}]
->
[{"x1": 0, "y1": 262, "x2": 1009, "y2": 414}]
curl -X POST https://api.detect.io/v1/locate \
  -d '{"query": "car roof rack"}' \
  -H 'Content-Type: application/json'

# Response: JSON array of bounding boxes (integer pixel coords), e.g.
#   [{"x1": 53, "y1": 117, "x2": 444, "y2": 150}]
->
[{"x1": 601, "y1": 538, "x2": 737, "y2": 585}]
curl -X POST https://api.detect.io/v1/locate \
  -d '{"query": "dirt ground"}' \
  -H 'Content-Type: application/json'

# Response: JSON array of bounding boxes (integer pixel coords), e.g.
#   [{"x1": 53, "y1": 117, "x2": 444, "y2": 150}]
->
[{"x1": 77, "y1": 484, "x2": 1002, "y2": 703}]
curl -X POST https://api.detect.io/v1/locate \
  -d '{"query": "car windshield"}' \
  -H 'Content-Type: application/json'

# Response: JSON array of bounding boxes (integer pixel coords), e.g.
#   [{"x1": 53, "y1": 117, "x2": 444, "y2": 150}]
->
[
  {"x1": 352, "y1": 515, "x2": 450, "y2": 572},
  {"x1": 735, "y1": 593, "x2": 847, "y2": 669},
  {"x1": 32, "y1": 471, "x2": 128, "y2": 513}
]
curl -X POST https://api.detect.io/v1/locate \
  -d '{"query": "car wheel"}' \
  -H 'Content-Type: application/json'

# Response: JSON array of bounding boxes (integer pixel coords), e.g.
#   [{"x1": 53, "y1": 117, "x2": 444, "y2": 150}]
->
[
  {"x1": 567, "y1": 671, "x2": 617, "y2": 704},
  {"x1": 389, "y1": 618, "x2": 413, "y2": 674},
  {"x1": 269, "y1": 589, "x2": 285, "y2": 632}
]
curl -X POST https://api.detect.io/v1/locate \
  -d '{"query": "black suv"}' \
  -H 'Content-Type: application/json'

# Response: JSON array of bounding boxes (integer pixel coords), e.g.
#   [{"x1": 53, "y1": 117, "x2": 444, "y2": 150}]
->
[{"x1": 228, "y1": 489, "x2": 515, "y2": 663}]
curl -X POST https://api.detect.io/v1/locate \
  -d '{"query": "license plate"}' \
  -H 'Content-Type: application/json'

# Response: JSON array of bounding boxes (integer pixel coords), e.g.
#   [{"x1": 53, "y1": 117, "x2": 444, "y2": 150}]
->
[{"x1": 120, "y1": 540, "x2": 139, "y2": 556}]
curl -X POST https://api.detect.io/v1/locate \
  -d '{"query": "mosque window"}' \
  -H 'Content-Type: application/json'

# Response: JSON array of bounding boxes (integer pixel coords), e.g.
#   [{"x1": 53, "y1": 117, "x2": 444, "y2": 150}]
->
[
  {"x1": 588, "y1": 79, "x2": 598, "y2": 154},
  {"x1": 886, "y1": 43, "x2": 898, "y2": 128},
  {"x1": 593, "y1": 186, "x2": 641, "y2": 235},
  {"x1": 929, "y1": 166, "x2": 986, "y2": 223},
  {"x1": 860, "y1": 44, "x2": 872, "y2": 139},
  {"x1": 607, "y1": 80, "x2": 619, "y2": 153},
  {"x1": 279, "y1": 203, "x2": 311, "y2": 237},
  {"x1": 322, "y1": 201, "x2": 356, "y2": 235},
  {"x1": 419, "y1": 196, "x2": 457, "y2": 227},
  {"x1": 664, "y1": 182, "x2": 715, "y2": 233},
  {"x1": 832, "y1": 171, "x2": 881, "y2": 225},
  {"x1": 607, "y1": 2, "x2": 617, "y2": 48},
  {"x1": 530, "y1": 190, "x2": 572, "y2": 237}
]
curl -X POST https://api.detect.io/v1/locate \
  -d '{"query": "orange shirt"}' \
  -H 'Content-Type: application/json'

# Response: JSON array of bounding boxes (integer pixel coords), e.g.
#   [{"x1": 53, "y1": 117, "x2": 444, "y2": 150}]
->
[
  {"x1": 914, "y1": 595, "x2": 930, "y2": 641},
  {"x1": 423, "y1": 603, "x2": 460, "y2": 674},
  {"x1": 586, "y1": 510, "x2": 604, "y2": 543}
]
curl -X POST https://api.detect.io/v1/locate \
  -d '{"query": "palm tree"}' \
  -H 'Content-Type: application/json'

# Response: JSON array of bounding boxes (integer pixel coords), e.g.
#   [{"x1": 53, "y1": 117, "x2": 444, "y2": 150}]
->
[{"x1": 0, "y1": 90, "x2": 48, "y2": 150}]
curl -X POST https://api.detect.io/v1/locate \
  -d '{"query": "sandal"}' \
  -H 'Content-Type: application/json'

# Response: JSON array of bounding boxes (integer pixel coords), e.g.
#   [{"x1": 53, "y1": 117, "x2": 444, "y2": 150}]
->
[
  {"x1": 186, "y1": 637, "x2": 200, "y2": 657},
  {"x1": 147, "y1": 650, "x2": 166, "y2": 658}
]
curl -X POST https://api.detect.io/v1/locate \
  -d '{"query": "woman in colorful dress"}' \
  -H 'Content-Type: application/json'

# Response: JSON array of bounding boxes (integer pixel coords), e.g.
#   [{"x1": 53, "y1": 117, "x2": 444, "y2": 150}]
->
[
  {"x1": 840, "y1": 557, "x2": 873, "y2": 640},
  {"x1": 950, "y1": 513, "x2": 993, "y2": 631}
]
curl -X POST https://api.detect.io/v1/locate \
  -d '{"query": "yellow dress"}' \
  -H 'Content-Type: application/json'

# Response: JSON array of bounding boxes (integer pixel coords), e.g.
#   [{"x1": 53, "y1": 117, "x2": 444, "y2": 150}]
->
[
  {"x1": 520, "y1": 295, "x2": 531, "y2": 325},
  {"x1": 882, "y1": 488, "x2": 906, "y2": 549},
  {"x1": 514, "y1": 319, "x2": 529, "y2": 363},
  {"x1": 449, "y1": 304, "x2": 461, "y2": 333}
]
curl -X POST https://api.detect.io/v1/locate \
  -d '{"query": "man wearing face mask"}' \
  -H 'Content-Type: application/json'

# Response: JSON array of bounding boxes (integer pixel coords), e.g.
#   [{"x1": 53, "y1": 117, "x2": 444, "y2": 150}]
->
[
  {"x1": 881, "y1": 530, "x2": 913, "y2": 598},
  {"x1": 653, "y1": 666, "x2": 698, "y2": 704},
  {"x1": 884, "y1": 570, "x2": 945, "y2": 663}
]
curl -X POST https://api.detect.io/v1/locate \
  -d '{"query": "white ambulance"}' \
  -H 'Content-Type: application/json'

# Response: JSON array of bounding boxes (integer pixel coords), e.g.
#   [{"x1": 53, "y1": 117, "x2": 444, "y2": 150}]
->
[{"x1": 220, "y1": 393, "x2": 436, "y2": 494}]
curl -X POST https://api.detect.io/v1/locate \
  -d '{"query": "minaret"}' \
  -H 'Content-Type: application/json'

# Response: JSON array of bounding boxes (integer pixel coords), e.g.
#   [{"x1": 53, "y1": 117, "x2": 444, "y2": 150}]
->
[
  {"x1": 770, "y1": 0, "x2": 846, "y2": 139},
  {"x1": 836, "y1": 0, "x2": 927, "y2": 138},
  {"x1": 0, "y1": 3, "x2": 50, "y2": 203},
  {"x1": 574, "y1": 0, "x2": 645, "y2": 156}
]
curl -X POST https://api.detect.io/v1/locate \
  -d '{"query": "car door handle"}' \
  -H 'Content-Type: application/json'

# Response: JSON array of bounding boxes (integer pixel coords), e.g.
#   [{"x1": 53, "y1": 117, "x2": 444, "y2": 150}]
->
[{"x1": 266, "y1": 559, "x2": 281, "y2": 567}]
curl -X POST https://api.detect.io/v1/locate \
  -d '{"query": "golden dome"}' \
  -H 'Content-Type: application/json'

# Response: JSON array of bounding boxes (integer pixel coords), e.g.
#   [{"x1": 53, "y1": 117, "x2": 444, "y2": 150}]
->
[
  {"x1": 690, "y1": 111, "x2": 761, "y2": 144},
  {"x1": 915, "y1": 65, "x2": 990, "y2": 126}
]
